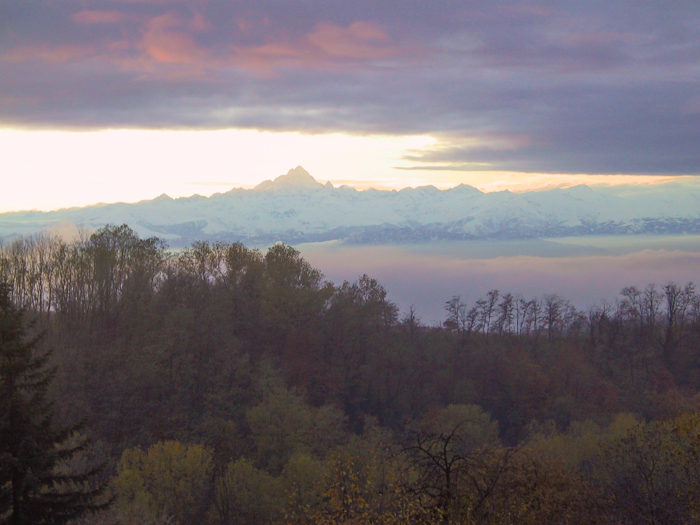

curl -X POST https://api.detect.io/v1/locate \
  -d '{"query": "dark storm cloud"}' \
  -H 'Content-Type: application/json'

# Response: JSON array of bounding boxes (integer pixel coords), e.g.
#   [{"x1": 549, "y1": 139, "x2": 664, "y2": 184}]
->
[{"x1": 1, "y1": 0, "x2": 699, "y2": 174}]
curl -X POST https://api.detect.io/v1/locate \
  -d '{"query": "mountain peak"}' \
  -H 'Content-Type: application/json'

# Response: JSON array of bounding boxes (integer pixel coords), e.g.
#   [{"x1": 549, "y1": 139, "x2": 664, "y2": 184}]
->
[{"x1": 254, "y1": 166, "x2": 324, "y2": 192}]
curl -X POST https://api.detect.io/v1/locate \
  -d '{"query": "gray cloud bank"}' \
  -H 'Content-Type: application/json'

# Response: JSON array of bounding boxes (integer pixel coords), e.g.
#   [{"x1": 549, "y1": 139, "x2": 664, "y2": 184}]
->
[{"x1": 1, "y1": 1, "x2": 699, "y2": 174}]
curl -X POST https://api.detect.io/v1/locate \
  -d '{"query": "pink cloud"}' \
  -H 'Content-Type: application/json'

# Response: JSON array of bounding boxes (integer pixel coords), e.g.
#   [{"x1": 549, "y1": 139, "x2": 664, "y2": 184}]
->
[
  {"x1": 4, "y1": 12, "x2": 405, "y2": 77},
  {"x1": 191, "y1": 12, "x2": 210, "y2": 32},
  {"x1": 232, "y1": 21, "x2": 404, "y2": 71},
  {"x1": 54, "y1": 11, "x2": 216, "y2": 77},
  {"x1": 138, "y1": 13, "x2": 207, "y2": 64}
]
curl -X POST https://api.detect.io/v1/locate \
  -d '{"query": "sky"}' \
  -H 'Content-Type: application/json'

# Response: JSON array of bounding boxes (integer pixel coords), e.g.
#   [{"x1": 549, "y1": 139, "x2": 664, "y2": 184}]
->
[{"x1": 1, "y1": 1, "x2": 699, "y2": 212}]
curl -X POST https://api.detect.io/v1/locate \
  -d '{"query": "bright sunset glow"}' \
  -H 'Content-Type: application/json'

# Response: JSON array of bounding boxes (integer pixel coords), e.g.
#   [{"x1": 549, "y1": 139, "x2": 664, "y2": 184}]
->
[
  {"x1": 0, "y1": 129, "x2": 681, "y2": 213},
  {"x1": 1, "y1": 0, "x2": 698, "y2": 215},
  {"x1": 0, "y1": 129, "x2": 438, "y2": 212}
]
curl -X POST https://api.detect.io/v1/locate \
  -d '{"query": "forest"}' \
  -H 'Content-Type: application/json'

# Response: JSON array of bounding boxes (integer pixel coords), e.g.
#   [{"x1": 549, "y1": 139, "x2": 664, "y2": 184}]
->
[{"x1": 3, "y1": 224, "x2": 700, "y2": 525}]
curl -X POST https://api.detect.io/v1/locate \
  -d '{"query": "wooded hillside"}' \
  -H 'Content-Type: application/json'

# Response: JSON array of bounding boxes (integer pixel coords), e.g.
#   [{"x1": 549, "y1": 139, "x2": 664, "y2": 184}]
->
[{"x1": 3, "y1": 225, "x2": 700, "y2": 524}]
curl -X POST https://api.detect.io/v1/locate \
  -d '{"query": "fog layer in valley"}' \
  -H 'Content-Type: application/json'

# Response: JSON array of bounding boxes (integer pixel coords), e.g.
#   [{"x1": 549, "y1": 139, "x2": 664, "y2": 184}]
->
[{"x1": 298, "y1": 235, "x2": 700, "y2": 324}]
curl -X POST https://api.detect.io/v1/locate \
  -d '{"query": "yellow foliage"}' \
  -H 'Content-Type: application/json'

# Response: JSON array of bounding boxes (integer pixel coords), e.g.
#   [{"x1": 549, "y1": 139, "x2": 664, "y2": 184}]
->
[
  {"x1": 283, "y1": 447, "x2": 442, "y2": 525},
  {"x1": 114, "y1": 440, "x2": 213, "y2": 524},
  {"x1": 211, "y1": 458, "x2": 284, "y2": 525},
  {"x1": 525, "y1": 412, "x2": 642, "y2": 469},
  {"x1": 247, "y1": 386, "x2": 346, "y2": 474},
  {"x1": 281, "y1": 452, "x2": 330, "y2": 524},
  {"x1": 593, "y1": 412, "x2": 700, "y2": 524}
]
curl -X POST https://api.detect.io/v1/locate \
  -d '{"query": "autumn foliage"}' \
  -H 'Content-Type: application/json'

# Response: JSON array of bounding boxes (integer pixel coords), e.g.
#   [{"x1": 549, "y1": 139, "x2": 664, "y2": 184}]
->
[{"x1": 3, "y1": 225, "x2": 700, "y2": 524}]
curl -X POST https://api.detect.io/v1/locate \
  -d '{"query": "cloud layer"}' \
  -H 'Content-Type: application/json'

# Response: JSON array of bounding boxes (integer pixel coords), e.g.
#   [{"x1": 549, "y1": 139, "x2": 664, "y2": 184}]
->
[{"x1": 1, "y1": 0, "x2": 699, "y2": 174}]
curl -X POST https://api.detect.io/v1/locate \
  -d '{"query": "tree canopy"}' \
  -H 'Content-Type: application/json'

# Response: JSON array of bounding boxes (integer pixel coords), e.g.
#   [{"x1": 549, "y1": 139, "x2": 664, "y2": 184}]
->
[{"x1": 3, "y1": 225, "x2": 700, "y2": 524}]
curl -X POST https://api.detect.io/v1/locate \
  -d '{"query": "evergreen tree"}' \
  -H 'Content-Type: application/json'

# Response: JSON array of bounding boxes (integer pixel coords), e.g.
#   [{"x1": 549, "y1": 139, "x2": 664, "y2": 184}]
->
[{"x1": 0, "y1": 282, "x2": 108, "y2": 524}]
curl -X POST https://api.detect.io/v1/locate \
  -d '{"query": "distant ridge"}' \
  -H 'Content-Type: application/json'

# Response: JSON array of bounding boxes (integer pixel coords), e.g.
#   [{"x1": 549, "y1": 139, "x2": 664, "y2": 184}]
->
[{"x1": 2, "y1": 167, "x2": 700, "y2": 246}]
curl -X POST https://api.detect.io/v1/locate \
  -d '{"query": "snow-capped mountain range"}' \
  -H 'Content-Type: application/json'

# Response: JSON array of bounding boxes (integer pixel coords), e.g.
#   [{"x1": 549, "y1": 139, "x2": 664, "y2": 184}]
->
[{"x1": 2, "y1": 167, "x2": 700, "y2": 246}]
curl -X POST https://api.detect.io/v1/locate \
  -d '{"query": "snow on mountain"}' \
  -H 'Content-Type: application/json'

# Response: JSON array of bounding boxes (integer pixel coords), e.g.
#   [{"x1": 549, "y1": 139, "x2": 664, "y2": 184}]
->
[
  {"x1": 254, "y1": 166, "x2": 329, "y2": 192},
  {"x1": 2, "y1": 167, "x2": 700, "y2": 246}
]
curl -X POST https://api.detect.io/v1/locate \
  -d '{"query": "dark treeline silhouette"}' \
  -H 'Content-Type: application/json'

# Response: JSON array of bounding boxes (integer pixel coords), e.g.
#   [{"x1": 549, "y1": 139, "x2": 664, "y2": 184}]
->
[{"x1": 3, "y1": 224, "x2": 700, "y2": 524}]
